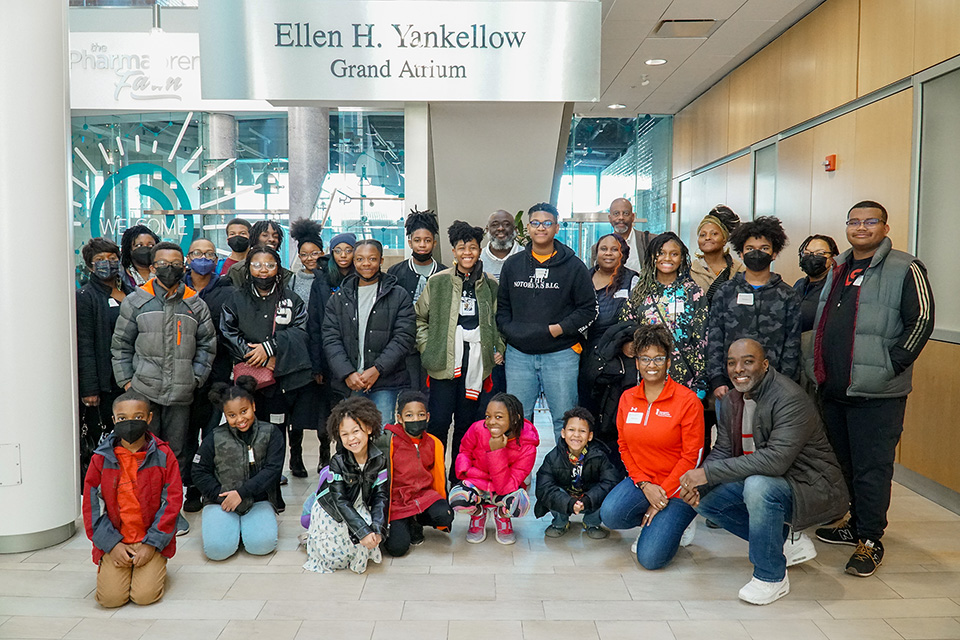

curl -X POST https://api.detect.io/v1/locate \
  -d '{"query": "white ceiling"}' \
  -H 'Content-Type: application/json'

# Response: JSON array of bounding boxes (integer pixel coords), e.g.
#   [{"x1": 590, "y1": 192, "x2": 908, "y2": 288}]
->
[{"x1": 577, "y1": 0, "x2": 826, "y2": 116}]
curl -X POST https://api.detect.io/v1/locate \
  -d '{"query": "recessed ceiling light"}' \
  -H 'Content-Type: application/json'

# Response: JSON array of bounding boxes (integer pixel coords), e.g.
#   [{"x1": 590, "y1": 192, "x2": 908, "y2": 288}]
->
[
  {"x1": 645, "y1": 59, "x2": 667, "y2": 66},
  {"x1": 608, "y1": 104, "x2": 627, "y2": 109}
]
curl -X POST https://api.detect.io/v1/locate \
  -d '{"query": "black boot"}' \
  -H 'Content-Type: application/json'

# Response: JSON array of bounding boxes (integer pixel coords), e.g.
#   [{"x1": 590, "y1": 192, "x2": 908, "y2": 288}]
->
[
  {"x1": 289, "y1": 428, "x2": 307, "y2": 478},
  {"x1": 183, "y1": 485, "x2": 203, "y2": 513},
  {"x1": 317, "y1": 431, "x2": 331, "y2": 473}
]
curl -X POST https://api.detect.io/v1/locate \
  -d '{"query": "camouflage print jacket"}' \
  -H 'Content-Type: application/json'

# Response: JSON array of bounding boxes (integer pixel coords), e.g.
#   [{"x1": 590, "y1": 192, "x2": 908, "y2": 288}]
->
[{"x1": 706, "y1": 272, "x2": 802, "y2": 392}]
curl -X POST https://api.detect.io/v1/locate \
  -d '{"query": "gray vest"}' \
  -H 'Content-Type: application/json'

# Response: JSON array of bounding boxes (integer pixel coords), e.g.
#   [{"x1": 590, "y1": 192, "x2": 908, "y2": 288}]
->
[
  {"x1": 212, "y1": 421, "x2": 275, "y2": 514},
  {"x1": 814, "y1": 237, "x2": 917, "y2": 398}
]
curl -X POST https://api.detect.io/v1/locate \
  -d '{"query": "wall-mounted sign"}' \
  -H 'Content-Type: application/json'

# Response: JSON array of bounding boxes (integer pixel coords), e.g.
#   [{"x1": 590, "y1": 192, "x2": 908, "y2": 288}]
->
[
  {"x1": 69, "y1": 31, "x2": 278, "y2": 112},
  {"x1": 199, "y1": 0, "x2": 601, "y2": 103}
]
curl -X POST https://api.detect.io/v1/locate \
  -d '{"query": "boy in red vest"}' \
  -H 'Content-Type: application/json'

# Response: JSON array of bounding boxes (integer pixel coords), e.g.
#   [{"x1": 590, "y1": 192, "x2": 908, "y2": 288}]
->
[
  {"x1": 383, "y1": 390, "x2": 454, "y2": 557},
  {"x1": 82, "y1": 391, "x2": 183, "y2": 607}
]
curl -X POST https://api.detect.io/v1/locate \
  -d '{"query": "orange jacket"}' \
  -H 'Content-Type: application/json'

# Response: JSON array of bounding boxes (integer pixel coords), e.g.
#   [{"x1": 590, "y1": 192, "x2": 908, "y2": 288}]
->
[{"x1": 616, "y1": 377, "x2": 705, "y2": 496}]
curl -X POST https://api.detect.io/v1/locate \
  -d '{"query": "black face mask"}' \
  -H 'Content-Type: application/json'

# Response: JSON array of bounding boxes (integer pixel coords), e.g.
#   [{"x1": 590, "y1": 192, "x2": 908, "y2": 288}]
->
[
  {"x1": 114, "y1": 419, "x2": 149, "y2": 444},
  {"x1": 252, "y1": 275, "x2": 276, "y2": 291},
  {"x1": 131, "y1": 246, "x2": 153, "y2": 267},
  {"x1": 411, "y1": 250, "x2": 433, "y2": 263},
  {"x1": 799, "y1": 254, "x2": 829, "y2": 277},
  {"x1": 743, "y1": 250, "x2": 773, "y2": 272},
  {"x1": 404, "y1": 419, "x2": 428, "y2": 437},
  {"x1": 227, "y1": 236, "x2": 250, "y2": 253},
  {"x1": 154, "y1": 265, "x2": 184, "y2": 289}
]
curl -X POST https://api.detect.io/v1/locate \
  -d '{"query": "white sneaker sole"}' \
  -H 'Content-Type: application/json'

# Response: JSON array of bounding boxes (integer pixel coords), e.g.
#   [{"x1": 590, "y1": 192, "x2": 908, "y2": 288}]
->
[
  {"x1": 466, "y1": 529, "x2": 487, "y2": 544},
  {"x1": 739, "y1": 580, "x2": 790, "y2": 605}
]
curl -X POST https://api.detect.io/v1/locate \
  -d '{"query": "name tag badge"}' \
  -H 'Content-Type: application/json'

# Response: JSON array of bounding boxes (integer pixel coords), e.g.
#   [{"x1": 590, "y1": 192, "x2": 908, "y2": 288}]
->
[
  {"x1": 626, "y1": 411, "x2": 645, "y2": 424},
  {"x1": 670, "y1": 300, "x2": 685, "y2": 315},
  {"x1": 614, "y1": 289, "x2": 629, "y2": 299},
  {"x1": 269, "y1": 413, "x2": 285, "y2": 424},
  {"x1": 108, "y1": 298, "x2": 120, "y2": 307},
  {"x1": 460, "y1": 296, "x2": 476, "y2": 316},
  {"x1": 853, "y1": 275, "x2": 864, "y2": 287},
  {"x1": 248, "y1": 448, "x2": 255, "y2": 464},
  {"x1": 737, "y1": 293, "x2": 755, "y2": 306},
  {"x1": 534, "y1": 268, "x2": 549, "y2": 280}
]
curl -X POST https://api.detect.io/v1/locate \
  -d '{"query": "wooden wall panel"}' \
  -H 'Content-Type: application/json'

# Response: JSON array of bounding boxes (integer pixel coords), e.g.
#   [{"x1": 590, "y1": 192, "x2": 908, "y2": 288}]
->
[
  {"x1": 859, "y1": 0, "x2": 916, "y2": 96},
  {"x1": 914, "y1": 0, "x2": 960, "y2": 73},
  {"x1": 813, "y1": 0, "x2": 860, "y2": 116},
  {"x1": 809, "y1": 111, "x2": 858, "y2": 253},
  {"x1": 692, "y1": 79, "x2": 730, "y2": 170},
  {"x1": 778, "y1": 18, "x2": 818, "y2": 130},
  {"x1": 852, "y1": 89, "x2": 913, "y2": 248},
  {"x1": 727, "y1": 41, "x2": 782, "y2": 154},
  {"x1": 902, "y1": 341, "x2": 960, "y2": 493}
]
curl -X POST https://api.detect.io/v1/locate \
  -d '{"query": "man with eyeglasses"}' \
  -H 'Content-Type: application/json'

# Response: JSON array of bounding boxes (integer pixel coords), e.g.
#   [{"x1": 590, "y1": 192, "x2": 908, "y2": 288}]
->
[
  {"x1": 481, "y1": 209, "x2": 523, "y2": 281},
  {"x1": 608, "y1": 198, "x2": 650, "y2": 272},
  {"x1": 813, "y1": 200, "x2": 934, "y2": 578},
  {"x1": 112, "y1": 241, "x2": 217, "y2": 535},
  {"x1": 181, "y1": 238, "x2": 235, "y2": 512},
  {"x1": 497, "y1": 202, "x2": 598, "y2": 440}
]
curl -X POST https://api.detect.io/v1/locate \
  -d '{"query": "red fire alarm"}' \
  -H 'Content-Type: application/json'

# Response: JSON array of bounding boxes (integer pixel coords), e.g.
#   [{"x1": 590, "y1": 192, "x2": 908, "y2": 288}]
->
[
  {"x1": 823, "y1": 154, "x2": 837, "y2": 172},
  {"x1": 671, "y1": 202, "x2": 677, "y2": 212}
]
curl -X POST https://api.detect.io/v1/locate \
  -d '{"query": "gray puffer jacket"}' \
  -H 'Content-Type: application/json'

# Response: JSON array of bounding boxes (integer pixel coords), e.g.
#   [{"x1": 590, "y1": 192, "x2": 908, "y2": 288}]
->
[
  {"x1": 703, "y1": 368, "x2": 848, "y2": 530},
  {"x1": 111, "y1": 279, "x2": 217, "y2": 405}
]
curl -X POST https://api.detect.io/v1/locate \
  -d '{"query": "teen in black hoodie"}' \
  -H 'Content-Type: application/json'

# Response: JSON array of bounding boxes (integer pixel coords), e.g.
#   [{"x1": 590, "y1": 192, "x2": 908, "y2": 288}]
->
[{"x1": 497, "y1": 203, "x2": 597, "y2": 439}]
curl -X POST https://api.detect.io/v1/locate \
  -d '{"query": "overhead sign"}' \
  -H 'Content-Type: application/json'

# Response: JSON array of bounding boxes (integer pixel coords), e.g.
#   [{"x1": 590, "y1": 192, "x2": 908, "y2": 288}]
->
[
  {"x1": 199, "y1": 0, "x2": 601, "y2": 102},
  {"x1": 69, "y1": 31, "x2": 277, "y2": 111}
]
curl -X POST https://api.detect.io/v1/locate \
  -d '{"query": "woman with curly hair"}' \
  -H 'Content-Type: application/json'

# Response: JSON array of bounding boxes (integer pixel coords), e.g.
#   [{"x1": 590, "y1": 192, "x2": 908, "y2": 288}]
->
[
  {"x1": 690, "y1": 205, "x2": 745, "y2": 303},
  {"x1": 619, "y1": 232, "x2": 708, "y2": 398},
  {"x1": 705, "y1": 216, "x2": 802, "y2": 402}
]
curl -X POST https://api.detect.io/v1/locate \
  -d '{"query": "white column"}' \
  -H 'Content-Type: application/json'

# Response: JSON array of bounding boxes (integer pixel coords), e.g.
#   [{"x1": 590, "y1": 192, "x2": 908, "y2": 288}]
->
[{"x1": 0, "y1": 0, "x2": 78, "y2": 552}]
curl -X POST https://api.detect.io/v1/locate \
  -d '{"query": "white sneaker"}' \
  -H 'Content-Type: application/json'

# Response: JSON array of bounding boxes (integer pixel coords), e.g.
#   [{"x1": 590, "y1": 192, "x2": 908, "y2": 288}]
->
[
  {"x1": 784, "y1": 531, "x2": 817, "y2": 567},
  {"x1": 738, "y1": 575, "x2": 790, "y2": 605},
  {"x1": 631, "y1": 531, "x2": 640, "y2": 554},
  {"x1": 679, "y1": 519, "x2": 697, "y2": 547}
]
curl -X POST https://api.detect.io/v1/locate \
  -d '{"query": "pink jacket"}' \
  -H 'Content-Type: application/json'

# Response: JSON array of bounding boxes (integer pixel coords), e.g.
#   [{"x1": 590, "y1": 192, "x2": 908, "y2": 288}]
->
[{"x1": 455, "y1": 419, "x2": 540, "y2": 494}]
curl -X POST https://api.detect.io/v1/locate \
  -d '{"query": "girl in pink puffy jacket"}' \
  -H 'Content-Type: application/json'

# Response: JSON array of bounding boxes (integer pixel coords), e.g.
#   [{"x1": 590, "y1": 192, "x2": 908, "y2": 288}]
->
[{"x1": 449, "y1": 393, "x2": 540, "y2": 545}]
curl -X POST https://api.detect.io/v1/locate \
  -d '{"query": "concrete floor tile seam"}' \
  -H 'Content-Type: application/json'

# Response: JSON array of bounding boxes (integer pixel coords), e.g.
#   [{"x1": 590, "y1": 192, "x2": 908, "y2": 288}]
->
[{"x1": 0, "y1": 615, "x2": 85, "y2": 640}]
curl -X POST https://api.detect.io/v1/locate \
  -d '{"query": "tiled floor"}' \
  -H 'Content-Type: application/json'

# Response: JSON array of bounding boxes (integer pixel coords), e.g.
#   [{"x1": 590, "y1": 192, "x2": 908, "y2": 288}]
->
[{"x1": 4, "y1": 410, "x2": 960, "y2": 640}]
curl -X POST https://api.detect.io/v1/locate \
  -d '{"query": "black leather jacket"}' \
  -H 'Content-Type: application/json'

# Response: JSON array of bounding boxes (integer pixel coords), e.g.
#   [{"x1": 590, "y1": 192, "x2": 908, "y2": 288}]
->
[{"x1": 316, "y1": 443, "x2": 390, "y2": 543}]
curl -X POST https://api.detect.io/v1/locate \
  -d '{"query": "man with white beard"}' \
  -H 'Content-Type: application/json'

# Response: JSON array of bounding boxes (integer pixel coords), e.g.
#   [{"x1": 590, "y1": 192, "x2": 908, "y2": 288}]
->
[{"x1": 481, "y1": 209, "x2": 522, "y2": 281}]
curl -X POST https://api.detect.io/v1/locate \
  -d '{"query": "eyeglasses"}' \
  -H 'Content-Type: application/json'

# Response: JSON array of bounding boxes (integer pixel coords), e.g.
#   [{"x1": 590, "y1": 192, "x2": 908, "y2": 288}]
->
[
  {"x1": 528, "y1": 220, "x2": 556, "y2": 229},
  {"x1": 802, "y1": 250, "x2": 833, "y2": 258},
  {"x1": 188, "y1": 250, "x2": 218, "y2": 260},
  {"x1": 153, "y1": 260, "x2": 184, "y2": 269},
  {"x1": 299, "y1": 251, "x2": 322, "y2": 260},
  {"x1": 250, "y1": 261, "x2": 277, "y2": 270},
  {"x1": 845, "y1": 218, "x2": 883, "y2": 228},
  {"x1": 332, "y1": 248, "x2": 353, "y2": 256},
  {"x1": 637, "y1": 356, "x2": 667, "y2": 365}
]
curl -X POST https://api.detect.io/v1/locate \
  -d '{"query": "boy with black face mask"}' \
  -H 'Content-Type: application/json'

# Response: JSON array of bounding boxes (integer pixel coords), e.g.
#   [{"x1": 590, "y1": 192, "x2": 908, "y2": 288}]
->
[
  {"x1": 382, "y1": 390, "x2": 454, "y2": 557},
  {"x1": 112, "y1": 242, "x2": 217, "y2": 535},
  {"x1": 82, "y1": 391, "x2": 183, "y2": 608},
  {"x1": 705, "y1": 216, "x2": 802, "y2": 401}
]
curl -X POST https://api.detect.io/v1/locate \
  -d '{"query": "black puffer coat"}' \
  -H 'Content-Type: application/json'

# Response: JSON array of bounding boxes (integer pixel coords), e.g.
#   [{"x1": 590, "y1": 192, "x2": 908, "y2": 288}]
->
[
  {"x1": 76, "y1": 277, "x2": 135, "y2": 396},
  {"x1": 316, "y1": 443, "x2": 390, "y2": 543},
  {"x1": 534, "y1": 442, "x2": 621, "y2": 518},
  {"x1": 321, "y1": 272, "x2": 416, "y2": 396}
]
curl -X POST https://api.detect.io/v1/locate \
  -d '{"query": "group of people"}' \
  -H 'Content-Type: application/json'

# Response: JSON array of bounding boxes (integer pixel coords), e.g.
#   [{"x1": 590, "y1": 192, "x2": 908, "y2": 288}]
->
[{"x1": 78, "y1": 195, "x2": 934, "y2": 608}]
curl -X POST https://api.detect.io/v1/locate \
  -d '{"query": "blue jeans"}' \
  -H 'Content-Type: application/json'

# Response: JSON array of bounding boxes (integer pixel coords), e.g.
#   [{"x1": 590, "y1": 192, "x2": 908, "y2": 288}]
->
[
  {"x1": 600, "y1": 478, "x2": 696, "y2": 570},
  {"x1": 552, "y1": 509, "x2": 602, "y2": 528},
  {"x1": 201, "y1": 501, "x2": 278, "y2": 561},
  {"x1": 505, "y1": 345, "x2": 579, "y2": 440},
  {"x1": 695, "y1": 475, "x2": 793, "y2": 582},
  {"x1": 353, "y1": 388, "x2": 401, "y2": 422}
]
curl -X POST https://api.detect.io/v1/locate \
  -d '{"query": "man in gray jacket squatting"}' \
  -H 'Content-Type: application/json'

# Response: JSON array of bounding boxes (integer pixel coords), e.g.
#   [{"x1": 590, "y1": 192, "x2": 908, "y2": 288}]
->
[{"x1": 679, "y1": 338, "x2": 848, "y2": 606}]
